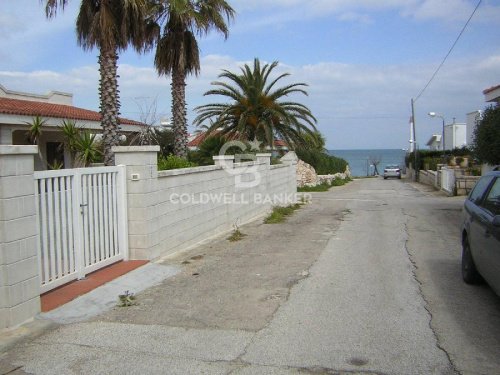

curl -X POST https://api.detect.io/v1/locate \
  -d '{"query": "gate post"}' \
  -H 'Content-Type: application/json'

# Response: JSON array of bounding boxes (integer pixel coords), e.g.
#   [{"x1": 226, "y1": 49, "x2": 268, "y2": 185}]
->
[
  {"x1": 0, "y1": 145, "x2": 41, "y2": 330},
  {"x1": 113, "y1": 146, "x2": 160, "y2": 260}
]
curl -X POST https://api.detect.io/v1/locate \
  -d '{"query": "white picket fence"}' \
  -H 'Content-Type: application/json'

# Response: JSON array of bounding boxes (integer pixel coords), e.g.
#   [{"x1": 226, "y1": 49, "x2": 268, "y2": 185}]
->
[{"x1": 34, "y1": 166, "x2": 128, "y2": 293}]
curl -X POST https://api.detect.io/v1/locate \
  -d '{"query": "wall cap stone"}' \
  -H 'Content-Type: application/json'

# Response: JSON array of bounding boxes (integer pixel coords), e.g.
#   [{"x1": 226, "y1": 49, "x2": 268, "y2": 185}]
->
[
  {"x1": 112, "y1": 146, "x2": 160, "y2": 153},
  {"x1": 0, "y1": 145, "x2": 38, "y2": 155}
]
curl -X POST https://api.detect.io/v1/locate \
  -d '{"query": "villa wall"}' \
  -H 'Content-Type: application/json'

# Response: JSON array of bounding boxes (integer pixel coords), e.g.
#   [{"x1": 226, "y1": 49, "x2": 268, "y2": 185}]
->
[
  {"x1": 114, "y1": 147, "x2": 298, "y2": 260},
  {"x1": 0, "y1": 145, "x2": 297, "y2": 329},
  {"x1": 0, "y1": 146, "x2": 41, "y2": 330}
]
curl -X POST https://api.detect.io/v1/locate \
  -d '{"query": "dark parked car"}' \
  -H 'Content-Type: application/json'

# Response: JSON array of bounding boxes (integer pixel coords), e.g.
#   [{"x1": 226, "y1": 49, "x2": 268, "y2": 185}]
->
[{"x1": 461, "y1": 171, "x2": 500, "y2": 295}]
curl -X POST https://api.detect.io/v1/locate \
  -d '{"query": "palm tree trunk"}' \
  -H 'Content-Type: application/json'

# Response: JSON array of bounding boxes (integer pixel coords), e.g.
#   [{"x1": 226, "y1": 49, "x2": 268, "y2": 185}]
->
[
  {"x1": 171, "y1": 66, "x2": 188, "y2": 158},
  {"x1": 99, "y1": 46, "x2": 120, "y2": 166}
]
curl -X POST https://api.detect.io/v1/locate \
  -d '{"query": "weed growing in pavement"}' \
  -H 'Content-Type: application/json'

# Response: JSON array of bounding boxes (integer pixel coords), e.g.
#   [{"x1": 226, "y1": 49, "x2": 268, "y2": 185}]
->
[
  {"x1": 227, "y1": 224, "x2": 247, "y2": 242},
  {"x1": 264, "y1": 204, "x2": 302, "y2": 224},
  {"x1": 117, "y1": 290, "x2": 137, "y2": 307},
  {"x1": 297, "y1": 182, "x2": 330, "y2": 192}
]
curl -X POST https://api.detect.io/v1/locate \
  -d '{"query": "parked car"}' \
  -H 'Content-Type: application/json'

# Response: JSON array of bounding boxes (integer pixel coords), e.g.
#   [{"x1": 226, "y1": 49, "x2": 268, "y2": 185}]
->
[
  {"x1": 461, "y1": 171, "x2": 500, "y2": 296},
  {"x1": 383, "y1": 165, "x2": 401, "y2": 179}
]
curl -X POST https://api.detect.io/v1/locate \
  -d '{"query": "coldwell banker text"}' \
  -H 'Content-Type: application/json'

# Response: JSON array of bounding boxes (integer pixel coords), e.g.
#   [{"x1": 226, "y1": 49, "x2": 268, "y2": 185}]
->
[{"x1": 169, "y1": 192, "x2": 311, "y2": 205}]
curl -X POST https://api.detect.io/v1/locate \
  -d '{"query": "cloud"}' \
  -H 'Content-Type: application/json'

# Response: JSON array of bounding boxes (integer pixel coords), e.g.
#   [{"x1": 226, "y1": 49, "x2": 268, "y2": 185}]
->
[
  {"x1": 2, "y1": 52, "x2": 499, "y2": 149},
  {"x1": 229, "y1": 0, "x2": 500, "y2": 27}
]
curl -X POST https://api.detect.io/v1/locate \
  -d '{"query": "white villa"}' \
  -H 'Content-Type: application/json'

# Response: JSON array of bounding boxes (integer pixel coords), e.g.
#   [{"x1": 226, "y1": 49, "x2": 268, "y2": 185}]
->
[{"x1": 0, "y1": 84, "x2": 145, "y2": 170}]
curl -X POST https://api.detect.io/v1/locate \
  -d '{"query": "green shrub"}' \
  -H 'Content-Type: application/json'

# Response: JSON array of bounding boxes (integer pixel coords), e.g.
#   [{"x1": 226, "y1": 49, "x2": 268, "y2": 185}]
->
[
  {"x1": 330, "y1": 177, "x2": 350, "y2": 186},
  {"x1": 158, "y1": 155, "x2": 198, "y2": 170},
  {"x1": 406, "y1": 147, "x2": 472, "y2": 170},
  {"x1": 296, "y1": 149, "x2": 347, "y2": 174},
  {"x1": 472, "y1": 106, "x2": 500, "y2": 165},
  {"x1": 189, "y1": 135, "x2": 251, "y2": 166}
]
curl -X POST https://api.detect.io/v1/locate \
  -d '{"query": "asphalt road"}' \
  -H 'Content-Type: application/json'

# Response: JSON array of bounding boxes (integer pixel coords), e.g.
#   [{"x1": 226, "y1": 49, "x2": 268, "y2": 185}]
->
[{"x1": 2, "y1": 177, "x2": 500, "y2": 375}]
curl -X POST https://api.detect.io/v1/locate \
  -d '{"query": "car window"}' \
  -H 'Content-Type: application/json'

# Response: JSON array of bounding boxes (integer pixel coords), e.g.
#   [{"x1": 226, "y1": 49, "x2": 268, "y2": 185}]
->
[
  {"x1": 468, "y1": 176, "x2": 494, "y2": 204},
  {"x1": 482, "y1": 178, "x2": 500, "y2": 216}
]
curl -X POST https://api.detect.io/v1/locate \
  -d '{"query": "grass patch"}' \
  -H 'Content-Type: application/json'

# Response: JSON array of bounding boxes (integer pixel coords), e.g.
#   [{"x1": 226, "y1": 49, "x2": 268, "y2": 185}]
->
[
  {"x1": 297, "y1": 178, "x2": 351, "y2": 192},
  {"x1": 297, "y1": 182, "x2": 331, "y2": 192},
  {"x1": 330, "y1": 177, "x2": 351, "y2": 186},
  {"x1": 264, "y1": 203, "x2": 302, "y2": 224},
  {"x1": 227, "y1": 228, "x2": 247, "y2": 242}
]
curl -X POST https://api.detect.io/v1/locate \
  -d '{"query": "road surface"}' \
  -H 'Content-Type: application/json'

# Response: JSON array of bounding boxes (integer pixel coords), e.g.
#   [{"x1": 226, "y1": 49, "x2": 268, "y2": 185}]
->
[{"x1": 2, "y1": 177, "x2": 500, "y2": 374}]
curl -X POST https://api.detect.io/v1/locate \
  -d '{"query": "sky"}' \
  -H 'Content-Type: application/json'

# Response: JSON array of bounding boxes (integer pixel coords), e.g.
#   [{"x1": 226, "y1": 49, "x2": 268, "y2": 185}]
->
[{"x1": 1, "y1": 0, "x2": 500, "y2": 150}]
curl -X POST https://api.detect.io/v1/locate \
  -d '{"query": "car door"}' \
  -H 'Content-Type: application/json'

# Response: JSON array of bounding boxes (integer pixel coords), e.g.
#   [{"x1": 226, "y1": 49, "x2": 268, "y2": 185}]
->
[
  {"x1": 465, "y1": 176, "x2": 494, "y2": 275},
  {"x1": 477, "y1": 177, "x2": 500, "y2": 293}
]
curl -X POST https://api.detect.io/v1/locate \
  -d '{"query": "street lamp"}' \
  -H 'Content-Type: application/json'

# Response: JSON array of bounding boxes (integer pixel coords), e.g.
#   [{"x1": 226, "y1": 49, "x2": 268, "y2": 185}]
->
[{"x1": 428, "y1": 112, "x2": 445, "y2": 151}]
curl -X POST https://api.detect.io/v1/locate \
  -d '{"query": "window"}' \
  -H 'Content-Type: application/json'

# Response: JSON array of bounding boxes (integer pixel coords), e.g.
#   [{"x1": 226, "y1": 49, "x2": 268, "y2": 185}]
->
[
  {"x1": 468, "y1": 176, "x2": 494, "y2": 204},
  {"x1": 483, "y1": 178, "x2": 500, "y2": 216}
]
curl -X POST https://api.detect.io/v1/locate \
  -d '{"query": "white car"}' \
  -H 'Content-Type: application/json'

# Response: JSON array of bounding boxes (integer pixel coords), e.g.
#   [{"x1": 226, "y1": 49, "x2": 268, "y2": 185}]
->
[{"x1": 383, "y1": 165, "x2": 401, "y2": 179}]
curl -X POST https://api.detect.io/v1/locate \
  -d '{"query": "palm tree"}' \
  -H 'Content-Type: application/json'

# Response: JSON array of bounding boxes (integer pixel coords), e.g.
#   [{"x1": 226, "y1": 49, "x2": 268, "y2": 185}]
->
[
  {"x1": 194, "y1": 58, "x2": 318, "y2": 150},
  {"x1": 25, "y1": 115, "x2": 47, "y2": 145},
  {"x1": 44, "y1": 0, "x2": 158, "y2": 165},
  {"x1": 153, "y1": 0, "x2": 235, "y2": 158}
]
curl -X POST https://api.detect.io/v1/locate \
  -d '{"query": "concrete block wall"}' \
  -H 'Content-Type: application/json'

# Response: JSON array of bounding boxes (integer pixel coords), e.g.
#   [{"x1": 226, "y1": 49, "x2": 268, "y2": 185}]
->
[
  {"x1": 114, "y1": 147, "x2": 297, "y2": 260},
  {"x1": 0, "y1": 145, "x2": 41, "y2": 330}
]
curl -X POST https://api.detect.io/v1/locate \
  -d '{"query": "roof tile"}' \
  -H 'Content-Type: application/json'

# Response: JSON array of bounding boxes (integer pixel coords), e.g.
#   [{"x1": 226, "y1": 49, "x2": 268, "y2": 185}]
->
[{"x1": 0, "y1": 97, "x2": 144, "y2": 126}]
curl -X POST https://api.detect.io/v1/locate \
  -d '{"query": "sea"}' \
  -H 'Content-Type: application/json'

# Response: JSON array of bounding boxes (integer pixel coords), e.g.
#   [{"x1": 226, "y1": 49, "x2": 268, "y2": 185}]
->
[{"x1": 328, "y1": 149, "x2": 407, "y2": 177}]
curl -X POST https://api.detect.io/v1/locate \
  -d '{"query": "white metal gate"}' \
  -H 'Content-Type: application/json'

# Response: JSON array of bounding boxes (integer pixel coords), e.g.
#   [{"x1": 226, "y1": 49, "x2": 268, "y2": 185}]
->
[
  {"x1": 441, "y1": 168, "x2": 456, "y2": 195},
  {"x1": 34, "y1": 166, "x2": 128, "y2": 293}
]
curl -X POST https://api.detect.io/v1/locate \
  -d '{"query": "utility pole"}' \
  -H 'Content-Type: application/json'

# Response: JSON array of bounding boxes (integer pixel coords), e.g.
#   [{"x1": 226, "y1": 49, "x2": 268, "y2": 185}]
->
[{"x1": 411, "y1": 98, "x2": 418, "y2": 182}]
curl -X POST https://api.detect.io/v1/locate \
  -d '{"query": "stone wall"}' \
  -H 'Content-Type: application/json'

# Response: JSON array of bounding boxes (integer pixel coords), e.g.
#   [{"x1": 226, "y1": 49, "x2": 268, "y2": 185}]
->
[
  {"x1": 296, "y1": 159, "x2": 351, "y2": 187},
  {"x1": 296, "y1": 159, "x2": 319, "y2": 187},
  {"x1": 456, "y1": 176, "x2": 480, "y2": 196}
]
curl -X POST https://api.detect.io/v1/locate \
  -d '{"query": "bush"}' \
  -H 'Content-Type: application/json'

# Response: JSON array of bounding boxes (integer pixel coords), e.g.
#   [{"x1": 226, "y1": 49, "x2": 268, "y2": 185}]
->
[
  {"x1": 472, "y1": 105, "x2": 500, "y2": 165},
  {"x1": 158, "y1": 155, "x2": 198, "y2": 170},
  {"x1": 330, "y1": 177, "x2": 350, "y2": 186},
  {"x1": 296, "y1": 149, "x2": 347, "y2": 174},
  {"x1": 189, "y1": 135, "x2": 248, "y2": 166},
  {"x1": 405, "y1": 147, "x2": 471, "y2": 170}
]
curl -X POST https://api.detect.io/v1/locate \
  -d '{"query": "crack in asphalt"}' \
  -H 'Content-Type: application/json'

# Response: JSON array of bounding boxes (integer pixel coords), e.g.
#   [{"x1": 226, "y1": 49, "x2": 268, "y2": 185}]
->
[{"x1": 401, "y1": 208, "x2": 461, "y2": 375}]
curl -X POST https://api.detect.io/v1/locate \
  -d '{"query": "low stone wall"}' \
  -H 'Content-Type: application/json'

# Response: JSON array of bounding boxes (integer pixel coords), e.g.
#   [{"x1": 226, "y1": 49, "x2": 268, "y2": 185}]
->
[
  {"x1": 417, "y1": 167, "x2": 479, "y2": 196},
  {"x1": 296, "y1": 159, "x2": 319, "y2": 187},
  {"x1": 296, "y1": 160, "x2": 351, "y2": 187},
  {"x1": 456, "y1": 176, "x2": 480, "y2": 196}
]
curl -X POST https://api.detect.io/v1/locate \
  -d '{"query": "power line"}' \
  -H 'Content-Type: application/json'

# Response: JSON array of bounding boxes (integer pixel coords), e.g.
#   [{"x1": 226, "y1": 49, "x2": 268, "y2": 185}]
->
[{"x1": 414, "y1": 0, "x2": 482, "y2": 102}]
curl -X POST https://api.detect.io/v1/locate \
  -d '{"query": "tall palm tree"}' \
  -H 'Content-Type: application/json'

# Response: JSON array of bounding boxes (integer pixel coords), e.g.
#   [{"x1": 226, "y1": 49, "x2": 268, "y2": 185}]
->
[
  {"x1": 153, "y1": 0, "x2": 235, "y2": 158},
  {"x1": 194, "y1": 58, "x2": 318, "y2": 150},
  {"x1": 44, "y1": 0, "x2": 158, "y2": 165}
]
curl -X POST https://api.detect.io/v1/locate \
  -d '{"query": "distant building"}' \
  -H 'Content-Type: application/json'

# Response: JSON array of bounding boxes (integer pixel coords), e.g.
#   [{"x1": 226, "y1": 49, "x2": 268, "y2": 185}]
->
[
  {"x1": 466, "y1": 110, "x2": 482, "y2": 147},
  {"x1": 444, "y1": 121, "x2": 466, "y2": 150},
  {"x1": 483, "y1": 84, "x2": 500, "y2": 104},
  {"x1": 426, "y1": 134, "x2": 442, "y2": 151}
]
